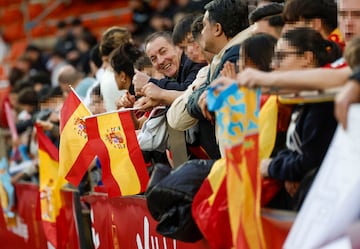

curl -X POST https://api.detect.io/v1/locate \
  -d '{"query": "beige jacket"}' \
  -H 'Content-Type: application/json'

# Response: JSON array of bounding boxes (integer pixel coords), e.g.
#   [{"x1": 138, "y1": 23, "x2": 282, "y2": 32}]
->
[{"x1": 167, "y1": 65, "x2": 209, "y2": 131}]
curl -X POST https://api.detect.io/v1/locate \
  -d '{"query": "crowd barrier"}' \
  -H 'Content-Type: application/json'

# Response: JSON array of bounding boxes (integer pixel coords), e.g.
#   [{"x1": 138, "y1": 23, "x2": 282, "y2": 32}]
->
[{"x1": 0, "y1": 183, "x2": 294, "y2": 249}]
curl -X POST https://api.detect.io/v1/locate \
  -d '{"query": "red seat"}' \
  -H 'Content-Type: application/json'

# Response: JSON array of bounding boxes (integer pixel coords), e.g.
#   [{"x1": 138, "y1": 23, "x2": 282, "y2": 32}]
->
[
  {"x1": 0, "y1": 6, "x2": 23, "y2": 23},
  {"x1": 3, "y1": 39, "x2": 27, "y2": 64},
  {"x1": 28, "y1": 3, "x2": 45, "y2": 20},
  {"x1": 2, "y1": 23, "x2": 25, "y2": 43}
]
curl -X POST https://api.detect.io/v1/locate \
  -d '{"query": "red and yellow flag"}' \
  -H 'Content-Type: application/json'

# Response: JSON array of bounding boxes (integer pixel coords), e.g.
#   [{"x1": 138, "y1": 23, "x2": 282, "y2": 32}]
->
[
  {"x1": 192, "y1": 159, "x2": 233, "y2": 249},
  {"x1": 36, "y1": 124, "x2": 67, "y2": 248},
  {"x1": 85, "y1": 110, "x2": 149, "y2": 197},
  {"x1": 59, "y1": 88, "x2": 94, "y2": 186},
  {"x1": 204, "y1": 84, "x2": 265, "y2": 249}
]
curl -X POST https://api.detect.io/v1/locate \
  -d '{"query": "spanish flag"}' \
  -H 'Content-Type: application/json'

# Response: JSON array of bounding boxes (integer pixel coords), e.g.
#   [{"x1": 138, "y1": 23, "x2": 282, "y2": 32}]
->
[
  {"x1": 204, "y1": 84, "x2": 265, "y2": 249},
  {"x1": 36, "y1": 124, "x2": 67, "y2": 248},
  {"x1": 85, "y1": 110, "x2": 149, "y2": 197},
  {"x1": 192, "y1": 159, "x2": 233, "y2": 249},
  {"x1": 59, "y1": 88, "x2": 94, "y2": 186}
]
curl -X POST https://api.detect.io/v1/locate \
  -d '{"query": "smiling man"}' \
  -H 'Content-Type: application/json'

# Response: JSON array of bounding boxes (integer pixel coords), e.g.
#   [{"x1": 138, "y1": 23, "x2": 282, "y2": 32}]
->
[{"x1": 132, "y1": 31, "x2": 206, "y2": 95}]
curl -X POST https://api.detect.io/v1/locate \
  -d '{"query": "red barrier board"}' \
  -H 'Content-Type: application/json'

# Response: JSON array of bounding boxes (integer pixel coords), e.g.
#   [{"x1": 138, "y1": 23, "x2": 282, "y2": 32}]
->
[
  {"x1": 85, "y1": 194, "x2": 210, "y2": 249},
  {"x1": 0, "y1": 183, "x2": 47, "y2": 249},
  {"x1": 0, "y1": 184, "x2": 293, "y2": 249}
]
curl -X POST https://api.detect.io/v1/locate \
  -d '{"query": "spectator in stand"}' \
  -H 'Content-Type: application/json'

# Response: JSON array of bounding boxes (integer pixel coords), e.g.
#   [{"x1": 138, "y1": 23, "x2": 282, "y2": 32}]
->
[
  {"x1": 75, "y1": 31, "x2": 98, "y2": 75},
  {"x1": 99, "y1": 26, "x2": 133, "y2": 111},
  {"x1": 89, "y1": 85, "x2": 106, "y2": 115},
  {"x1": 29, "y1": 72, "x2": 51, "y2": 96},
  {"x1": 65, "y1": 18, "x2": 91, "y2": 70},
  {"x1": 83, "y1": 44, "x2": 104, "y2": 108},
  {"x1": 186, "y1": 0, "x2": 251, "y2": 158},
  {"x1": 54, "y1": 20, "x2": 76, "y2": 56},
  {"x1": 24, "y1": 44, "x2": 49, "y2": 75},
  {"x1": 87, "y1": 85, "x2": 104, "y2": 187},
  {"x1": 167, "y1": 14, "x2": 215, "y2": 132},
  {"x1": 132, "y1": 31, "x2": 206, "y2": 110},
  {"x1": 134, "y1": 55, "x2": 163, "y2": 80},
  {"x1": 260, "y1": 28, "x2": 341, "y2": 210},
  {"x1": 69, "y1": 18, "x2": 87, "y2": 40},
  {"x1": 88, "y1": 44, "x2": 104, "y2": 80},
  {"x1": 149, "y1": 0, "x2": 177, "y2": 32},
  {"x1": 11, "y1": 56, "x2": 32, "y2": 84},
  {"x1": 281, "y1": 0, "x2": 340, "y2": 46},
  {"x1": 249, "y1": 2, "x2": 284, "y2": 38},
  {"x1": 172, "y1": 0, "x2": 209, "y2": 24},
  {"x1": 175, "y1": 0, "x2": 210, "y2": 14},
  {"x1": 57, "y1": 65, "x2": 95, "y2": 99},
  {"x1": 128, "y1": 0, "x2": 153, "y2": 43},
  {"x1": 16, "y1": 87, "x2": 40, "y2": 124},
  {"x1": 110, "y1": 43, "x2": 143, "y2": 94},
  {"x1": 172, "y1": 14, "x2": 207, "y2": 64},
  {"x1": 47, "y1": 50, "x2": 68, "y2": 87},
  {"x1": 231, "y1": 0, "x2": 353, "y2": 93},
  {"x1": 36, "y1": 86, "x2": 63, "y2": 146}
]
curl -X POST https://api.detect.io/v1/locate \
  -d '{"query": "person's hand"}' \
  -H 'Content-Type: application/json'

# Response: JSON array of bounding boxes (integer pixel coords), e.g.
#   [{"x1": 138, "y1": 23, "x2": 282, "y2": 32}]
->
[
  {"x1": 133, "y1": 69, "x2": 151, "y2": 96},
  {"x1": 260, "y1": 158, "x2": 272, "y2": 178},
  {"x1": 221, "y1": 61, "x2": 237, "y2": 79},
  {"x1": 237, "y1": 68, "x2": 270, "y2": 88},
  {"x1": 116, "y1": 91, "x2": 136, "y2": 109},
  {"x1": 210, "y1": 76, "x2": 238, "y2": 93},
  {"x1": 11, "y1": 137, "x2": 21, "y2": 148},
  {"x1": 335, "y1": 80, "x2": 360, "y2": 130},
  {"x1": 142, "y1": 82, "x2": 164, "y2": 100},
  {"x1": 284, "y1": 181, "x2": 300, "y2": 197},
  {"x1": 48, "y1": 111, "x2": 60, "y2": 123},
  {"x1": 36, "y1": 120, "x2": 54, "y2": 131},
  {"x1": 134, "y1": 97, "x2": 161, "y2": 112},
  {"x1": 198, "y1": 91, "x2": 214, "y2": 123}
]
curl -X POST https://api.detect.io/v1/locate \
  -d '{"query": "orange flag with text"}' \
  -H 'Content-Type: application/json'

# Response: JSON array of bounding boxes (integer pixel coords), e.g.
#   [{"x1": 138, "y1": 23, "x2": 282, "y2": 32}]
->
[
  {"x1": 85, "y1": 110, "x2": 149, "y2": 197},
  {"x1": 36, "y1": 124, "x2": 67, "y2": 248},
  {"x1": 59, "y1": 88, "x2": 94, "y2": 186}
]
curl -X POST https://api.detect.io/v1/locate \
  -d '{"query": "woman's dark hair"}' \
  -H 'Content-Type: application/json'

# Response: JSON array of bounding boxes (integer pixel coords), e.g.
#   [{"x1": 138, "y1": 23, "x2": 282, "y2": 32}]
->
[
  {"x1": 283, "y1": 0, "x2": 337, "y2": 35},
  {"x1": 191, "y1": 14, "x2": 204, "y2": 42},
  {"x1": 282, "y1": 27, "x2": 342, "y2": 67},
  {"x1": 242, "y1": 33, "x2": 277, "y2": 72},
  {"x1": 110, "y1": 42, "x2": 143, "y2": 78},
  {"x1": 110, "y1": 43, "x2": 143, "y2": 94}
]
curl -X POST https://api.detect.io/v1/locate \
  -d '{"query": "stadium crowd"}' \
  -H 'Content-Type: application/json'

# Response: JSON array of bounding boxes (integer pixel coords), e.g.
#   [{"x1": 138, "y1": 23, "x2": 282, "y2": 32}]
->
[{"x1": 1, "y1": 0, "x2": 360, "y2": 247}]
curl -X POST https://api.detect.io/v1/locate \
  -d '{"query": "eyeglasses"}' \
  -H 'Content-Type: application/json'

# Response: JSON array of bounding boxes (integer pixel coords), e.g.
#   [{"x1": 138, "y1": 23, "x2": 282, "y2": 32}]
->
[{"x1": 273, "y1": 50, "x2": 301, "y2": 63}]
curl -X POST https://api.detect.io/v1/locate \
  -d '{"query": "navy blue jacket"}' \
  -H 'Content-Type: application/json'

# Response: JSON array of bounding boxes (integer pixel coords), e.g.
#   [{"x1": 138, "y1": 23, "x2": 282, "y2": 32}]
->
[{"x1": 268, "y1": 102, "x2": 337, "y2": 181}]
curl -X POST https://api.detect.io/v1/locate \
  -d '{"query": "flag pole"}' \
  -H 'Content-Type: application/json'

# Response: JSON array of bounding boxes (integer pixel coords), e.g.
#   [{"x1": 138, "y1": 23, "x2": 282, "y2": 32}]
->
[
  {"x1": 68, "y1": 85, "x2": 93, "y2": 115},
  {"x1": 84, "y1": 107, "x2": 142, "y2": 120}
]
